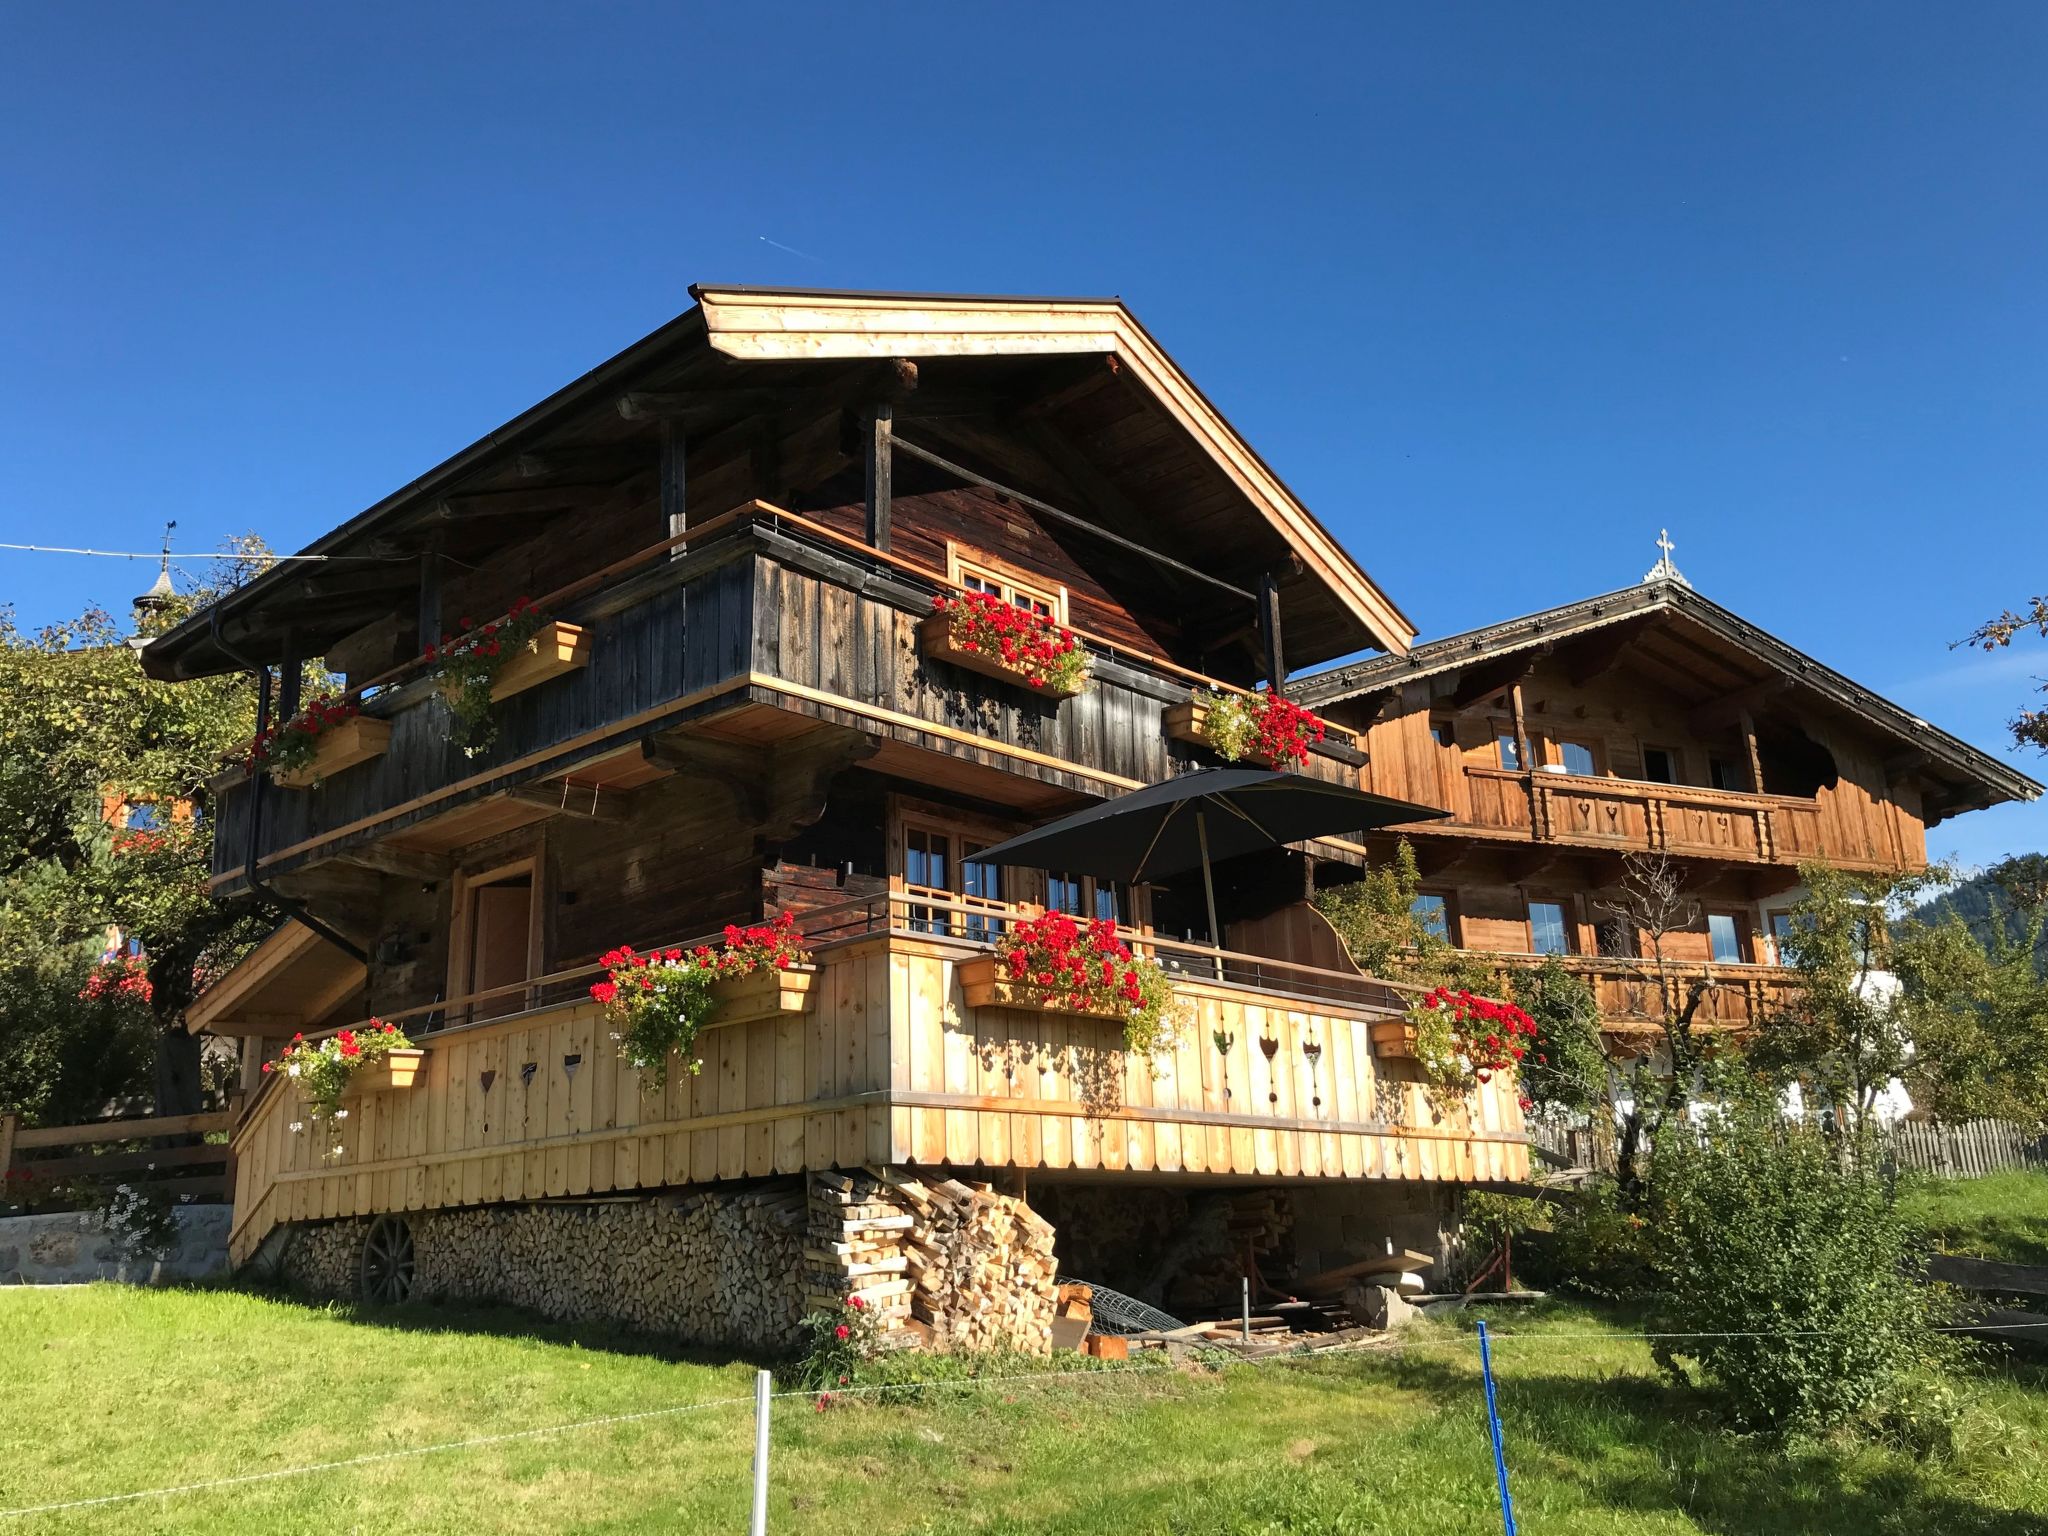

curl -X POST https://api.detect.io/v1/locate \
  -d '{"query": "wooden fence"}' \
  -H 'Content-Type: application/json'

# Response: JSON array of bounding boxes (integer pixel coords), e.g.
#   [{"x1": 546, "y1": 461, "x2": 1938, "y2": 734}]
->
[
  {"x1": 1887, "y1": 1119, "x2": 2047, "y2": 1179},
  {"x1": 0, "y1": 1104, "x2": 240, "y2": 1209}
]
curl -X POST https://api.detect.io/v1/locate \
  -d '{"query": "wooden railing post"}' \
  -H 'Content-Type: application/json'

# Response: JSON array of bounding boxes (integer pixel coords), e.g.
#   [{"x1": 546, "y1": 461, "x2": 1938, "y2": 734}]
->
[{"x1": 0, "y1": 1111, "x2": 16, "y2": 1187}]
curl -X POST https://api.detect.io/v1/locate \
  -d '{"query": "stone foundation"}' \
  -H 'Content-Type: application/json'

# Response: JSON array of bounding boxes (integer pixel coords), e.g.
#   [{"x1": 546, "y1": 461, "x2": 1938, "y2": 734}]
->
[{"x1": 0, "y1": 1204, "x2": 231, "y2": 1286}]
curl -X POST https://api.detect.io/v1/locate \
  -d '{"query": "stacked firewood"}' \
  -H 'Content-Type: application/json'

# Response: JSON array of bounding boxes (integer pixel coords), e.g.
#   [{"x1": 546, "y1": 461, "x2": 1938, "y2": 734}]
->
[{"x1": 804, "y1": 1168, "x2": 1058, "y2": 1354}]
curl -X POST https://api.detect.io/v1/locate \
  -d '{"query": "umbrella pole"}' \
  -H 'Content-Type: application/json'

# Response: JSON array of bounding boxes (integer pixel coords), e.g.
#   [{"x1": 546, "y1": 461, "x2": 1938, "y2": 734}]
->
[{"x1": 1197, "y1": 810, "x2": 1223, "y2": 980}]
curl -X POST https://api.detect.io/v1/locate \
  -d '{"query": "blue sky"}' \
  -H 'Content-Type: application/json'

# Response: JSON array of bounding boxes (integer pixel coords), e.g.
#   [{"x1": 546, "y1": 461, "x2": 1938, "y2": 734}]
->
[{"x1": 3, "y1": 3, "x2": 2045, "y2": 871}]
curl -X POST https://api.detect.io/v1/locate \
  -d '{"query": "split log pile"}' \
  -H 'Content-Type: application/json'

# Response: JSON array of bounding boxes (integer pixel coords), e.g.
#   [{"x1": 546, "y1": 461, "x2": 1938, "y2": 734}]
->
[
  {"x1": 805, "y1": 1168, "x2": 1058, "y2": 1354},
  {"x1": 1165, "y1": 1190, "x2": 1295, "y2": 1314},
  {"x1": 277, "y1": 1187, "x2": 811, "y2": 1350}
]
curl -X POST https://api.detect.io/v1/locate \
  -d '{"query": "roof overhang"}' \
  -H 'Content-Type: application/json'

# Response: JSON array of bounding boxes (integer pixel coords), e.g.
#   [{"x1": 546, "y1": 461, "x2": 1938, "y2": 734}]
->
[
  {"x1": 693, "y1": 287, "x2": 1413, "y2": 657},
  {"x1": 140, "y1": 285, "x2": 1410, "y2": 682},
  {"x1": 185, "y1": 922, "x2": 366, "y2": 1036}
]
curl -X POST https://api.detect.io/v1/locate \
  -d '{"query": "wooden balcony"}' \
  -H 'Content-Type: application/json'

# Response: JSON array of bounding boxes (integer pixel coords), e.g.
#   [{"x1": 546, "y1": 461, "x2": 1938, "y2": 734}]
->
[
  {"x1": 224, "y1": 897, "x2": 1531, "y2": 1267},
  {"x1": 1477, "y1": 951, "x2": 1800, "y2": 1036},
  {"x1": 1446, "y1": 766, "x2": 1864, "y2": 868},
  {"x1": 207, "y1": 504, "x2": 1362, "y2": 896}
]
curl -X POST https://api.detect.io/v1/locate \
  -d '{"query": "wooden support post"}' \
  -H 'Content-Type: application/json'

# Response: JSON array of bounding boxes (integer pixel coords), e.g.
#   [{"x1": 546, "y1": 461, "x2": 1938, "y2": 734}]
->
[
  {"x1": 865, "y1": 403, "x2": 893, "y2": 553},
  {"x1": 1510, "y1": 682, "x2": 1541, "y2": 836},
  {"x1": 417, "y1": 538, "x2": 443, "y2": 651},
  {"x1": 661, "y1": 420, "x2": 687, "y2": 555},
  {"x1": 1258, "y1": 571, "x2": 1286, "y2": 695},
  {"x1": 276, "y1": 633, "x2": 303, "y2": 724},
  {"x1": 0, "y1": 1111, "x2": 15, "y2": 1187},
  {"x1": 1738, "y1": 708, "x2": 1766, "y2": 795}
]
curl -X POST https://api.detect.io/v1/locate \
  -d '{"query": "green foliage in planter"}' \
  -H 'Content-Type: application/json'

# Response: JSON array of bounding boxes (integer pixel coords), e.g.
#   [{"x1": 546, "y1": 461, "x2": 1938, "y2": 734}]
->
[{"x1": 427, "y1": 598, "x2": 546, "y2": 755}]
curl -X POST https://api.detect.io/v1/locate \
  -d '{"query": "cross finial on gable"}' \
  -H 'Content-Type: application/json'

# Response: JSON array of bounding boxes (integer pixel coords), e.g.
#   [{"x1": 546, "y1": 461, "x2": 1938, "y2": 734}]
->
[{"x1": 1642, "y1": 527, "x2": 1691, "y2": 589}]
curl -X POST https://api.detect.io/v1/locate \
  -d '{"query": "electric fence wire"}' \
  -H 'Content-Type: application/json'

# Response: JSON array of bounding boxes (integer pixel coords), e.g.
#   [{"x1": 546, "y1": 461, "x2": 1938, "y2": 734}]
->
[{"x1": 5, "y1": 1314, "x2": 2046, "y2": 1520}]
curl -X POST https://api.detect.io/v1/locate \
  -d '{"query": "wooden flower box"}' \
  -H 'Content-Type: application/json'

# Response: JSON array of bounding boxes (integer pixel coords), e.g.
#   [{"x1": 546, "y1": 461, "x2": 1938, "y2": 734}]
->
[
  {"x1": 916, "y1": 612, "x2": 1086, "y2": 701},
  {"x1": 1369, "y1": 1019, "x2": 1421, "y2": 1060},
  {"x1": 958, "y1": 954, "x2": 1126, "y2": 1020},
  {"x1": 271, "y1": 717, "x2": 392, "y2": 789},
  {"x1": 708, "y1": 966, "x2": 816, "y2": 1028},
  {"x1": 488, "y1": 620, "x2": 590, "y2": 702},
  {"x1": 344, "y1": 1048, "x2": 426, "y2": 1097},
  {"x1": 1161, "y1": 699, "x2": 1282, "y2": 767}
]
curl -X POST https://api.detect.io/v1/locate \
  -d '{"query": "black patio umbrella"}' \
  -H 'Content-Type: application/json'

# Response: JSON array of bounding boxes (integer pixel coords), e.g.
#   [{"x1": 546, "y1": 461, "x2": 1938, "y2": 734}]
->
[{"x1": 969, "y1": 767, "x2": 1448, "y2": 947}]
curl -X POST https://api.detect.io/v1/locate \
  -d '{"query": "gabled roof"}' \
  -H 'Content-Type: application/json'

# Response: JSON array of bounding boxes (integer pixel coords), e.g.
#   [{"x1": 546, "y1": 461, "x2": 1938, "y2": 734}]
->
[
  {"x1": 140, "y1": 286, "x2": 1411, "y2": 680},
  {"x1": 692, "y1": 287, "x2": 1415, "y2": 654},
  {"x1": 1295, "y1": 575, "x2": 2042, "y2": 822}
]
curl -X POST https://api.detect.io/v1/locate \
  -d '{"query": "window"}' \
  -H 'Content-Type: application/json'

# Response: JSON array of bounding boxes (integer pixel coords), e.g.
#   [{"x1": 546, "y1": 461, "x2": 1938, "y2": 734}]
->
[
  {"x1": 1433, "y1": 719, "x2": 1457, "y2": 749},
  {"x1": 1410, "y1": 893, "x2": 1451, "y2": 942},
  {"x1": 1769, "y1": 911, "x2": 1799, "y2": 962},
  {"x1": 124, "y1": 801, "x2": 162, "y2": 832},
  {"x1": 1497, "y1": 734, "x2": 1524, "y2": 771},
  {"x1": 1049, "y1": 869, "x2": 1131, "y2": 928},
  {"x1": 1556, "y1": 739, "x2": 1602, "y2": 777},
  {"x1": 1707, "y1": 911, "x2": 1747, "y2": 965},
  {"x1": 1640, "y1": 746, "x2": 1676, "y2": 785},
  {"x1": 960, "y1": 843, "x2": 1005, "y2": 941},
  {"x1": 1709, "y1": 755, "x2": 1748, "y2": 793},
  {"x1": 1528, "y1": 900, "x2": 1572, "y2": 955},
  {"x1": 1596, "y1": 916, "x2": 1638, "y2": 958},
  {"x1": 949, "y1": 547, "x2": 1067, "y2": 625},
  {"x1": 904, "y1": 826, "x2": 954, "y2": 936}
]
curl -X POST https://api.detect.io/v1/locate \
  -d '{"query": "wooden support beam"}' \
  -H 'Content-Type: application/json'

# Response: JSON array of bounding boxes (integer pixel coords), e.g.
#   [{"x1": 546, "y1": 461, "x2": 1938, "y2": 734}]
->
[
  {"x1": 1689, "y1": 677, "x2": 1791, "y2": 734},
  {"x1": 1564, "y1": 624, "x2": 1642, "y2": 687},
  {"x1": 276, "y1": 632, "x2": 303, "y2": 723},
  {"x1": 618, "y1": 387, "x2": 806, "y2": 422},
  {"x1": 504, "y1": 781, "x2": 634, "y2": 821},
  {"x1": 1738, "y1": 708, "x2": 1767, "y2": 796},
  {"x1": 661, "y1": 421, "x2": 687, "y2": 554},
  {"x1": 1443, "y1": 649, "x2": 1550, "y2": 712},
  {"x1": 336, "y1": 843, "x2": 452, "y2": 883},
  {"x1": 1258, "y1": 571, "x2": 1287, "y2": 695},
  {"x1": 865, "y1": 403, "x2": 893, "y2": 552},
  {"x1": 1510, "y1": 681, "x2": 1535, "y2": 774},
  {"x1": 429, "y1": 484, "x2": 623, "y2": 520},
  {"x1": 417, "y1": 539, "x2": 443, "y2": 651}
]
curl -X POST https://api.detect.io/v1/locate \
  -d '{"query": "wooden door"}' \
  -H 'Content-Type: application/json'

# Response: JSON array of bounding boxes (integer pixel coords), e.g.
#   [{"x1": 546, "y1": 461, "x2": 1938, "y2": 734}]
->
[{"x1": 470, "y1": 881, "x2": 534, "y2": 1020}]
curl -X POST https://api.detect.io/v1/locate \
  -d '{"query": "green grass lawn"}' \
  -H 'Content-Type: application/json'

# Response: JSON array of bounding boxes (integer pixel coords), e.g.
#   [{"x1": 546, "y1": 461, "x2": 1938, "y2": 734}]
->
[
  {"x1": 4, "y1": 1285, "x2": 2048, "y2": 1534},
  {"x1": 1898, "y1": 1168, "x2": 2048, "y2": 1267}
]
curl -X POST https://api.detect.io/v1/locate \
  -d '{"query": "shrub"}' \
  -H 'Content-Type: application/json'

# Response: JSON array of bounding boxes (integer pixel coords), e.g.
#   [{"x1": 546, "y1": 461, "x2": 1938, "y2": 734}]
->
[
  {"x1": 1647, "y1": 1093, "x2": 1948, "y2": 1434},
  {"x1": 1507, "y1": 956, "x2": 1609, "y2": 1118},
  {"x1": 798, "y1": 1294, "x2": 884, "y2": 1394}
]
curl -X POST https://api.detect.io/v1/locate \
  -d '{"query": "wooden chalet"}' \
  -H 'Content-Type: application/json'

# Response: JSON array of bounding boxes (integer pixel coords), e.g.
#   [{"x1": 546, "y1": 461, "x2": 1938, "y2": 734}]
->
[
  {"x1": 1296, "y1": 545, "x2": 2041, "y2": 1047},
  {"x1": 150, "y1": 287, "x2": 1520, "y2": 1348}
]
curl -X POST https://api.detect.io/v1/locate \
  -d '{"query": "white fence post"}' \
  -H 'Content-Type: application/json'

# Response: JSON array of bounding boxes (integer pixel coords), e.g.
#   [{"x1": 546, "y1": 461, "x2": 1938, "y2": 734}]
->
[{"x1": 750, "y1": 1367, "x2": 771, "y2": 1536}]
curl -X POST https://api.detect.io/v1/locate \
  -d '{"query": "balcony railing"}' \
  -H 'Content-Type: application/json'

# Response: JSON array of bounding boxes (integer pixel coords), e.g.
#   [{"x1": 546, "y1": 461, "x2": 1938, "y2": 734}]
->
[
  {"x1": 222, "y1": 892, "x2": 1530, "y2": 1267},
  {"x1": 1476, "y1": 950, "x2": 1800, "y2": 1033},
  {"x1": 1452, "y1": 766, "x2": 1839, "y2": 866}
]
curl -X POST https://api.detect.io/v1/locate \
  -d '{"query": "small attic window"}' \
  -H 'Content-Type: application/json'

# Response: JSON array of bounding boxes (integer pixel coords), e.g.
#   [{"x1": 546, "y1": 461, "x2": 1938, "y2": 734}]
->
[{"x1": 948, "y1": 545, "x2": 1068, "y2": 625}]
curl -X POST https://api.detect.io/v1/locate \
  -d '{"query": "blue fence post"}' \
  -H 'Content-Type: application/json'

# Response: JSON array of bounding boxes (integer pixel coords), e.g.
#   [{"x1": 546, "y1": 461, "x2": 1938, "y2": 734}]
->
[{"x1": 1476, "y1": 1320, "x2": 1518, "y2": 1536}]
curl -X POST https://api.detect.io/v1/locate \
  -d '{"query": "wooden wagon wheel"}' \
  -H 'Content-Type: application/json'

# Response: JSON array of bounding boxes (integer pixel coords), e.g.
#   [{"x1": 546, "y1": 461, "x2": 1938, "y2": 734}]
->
[{"x1": 360, "y1": 1215, "x2": 415, "y2": 1304}]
